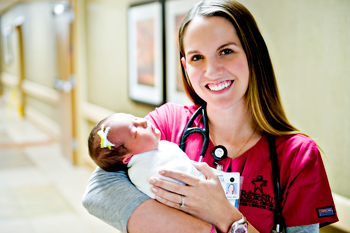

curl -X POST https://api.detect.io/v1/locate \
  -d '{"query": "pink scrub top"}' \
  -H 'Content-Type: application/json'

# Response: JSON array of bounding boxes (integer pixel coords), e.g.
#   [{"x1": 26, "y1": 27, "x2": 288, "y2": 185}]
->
[{"x1": 145, "y1": 103, "x2": 338, "y2": 233}]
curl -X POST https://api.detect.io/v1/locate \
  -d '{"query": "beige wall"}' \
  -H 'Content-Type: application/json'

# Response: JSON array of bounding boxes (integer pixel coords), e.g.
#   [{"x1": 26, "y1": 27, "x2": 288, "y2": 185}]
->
[
  {"x1": 239, "y1": 0, "x2": 350, "y2": 197},
  {"x1": 84, "y1": 0, "x2": 154, "y2": 117},
  {"x1": 1, "y1": 0, "x2": 349, "y2": 199}
]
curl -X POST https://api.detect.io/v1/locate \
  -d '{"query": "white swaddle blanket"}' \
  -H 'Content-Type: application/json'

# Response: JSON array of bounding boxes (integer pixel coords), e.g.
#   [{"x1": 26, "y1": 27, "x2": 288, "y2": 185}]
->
[{"x1": 127, "y1": 140, "x2": 205, "y2": 198}]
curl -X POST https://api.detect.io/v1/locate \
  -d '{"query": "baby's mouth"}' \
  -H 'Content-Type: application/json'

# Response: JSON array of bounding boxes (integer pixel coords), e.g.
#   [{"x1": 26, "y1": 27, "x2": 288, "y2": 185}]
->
[
  {"x1": 151, "y1": 125, "x2": 159, "y2": 134},
  {"x1": 206, "y1": 80, "x2": 233, "y2": 91}
]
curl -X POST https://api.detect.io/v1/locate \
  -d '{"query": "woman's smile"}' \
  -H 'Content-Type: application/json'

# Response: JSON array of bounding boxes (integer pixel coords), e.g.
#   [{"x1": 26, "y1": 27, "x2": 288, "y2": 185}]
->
[{"x1": 206, "y1": 80, "x2": 234, "y2": 92}]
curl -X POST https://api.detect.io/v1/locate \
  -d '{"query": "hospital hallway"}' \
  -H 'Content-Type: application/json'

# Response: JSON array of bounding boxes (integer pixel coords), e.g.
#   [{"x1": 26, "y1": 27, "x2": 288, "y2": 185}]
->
[{"x1": 0, "y1": 97, "x2": 119, "y2": 233}]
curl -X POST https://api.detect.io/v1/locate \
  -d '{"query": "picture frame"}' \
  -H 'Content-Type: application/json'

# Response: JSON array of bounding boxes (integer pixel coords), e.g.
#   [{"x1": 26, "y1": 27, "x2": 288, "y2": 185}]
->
[
  {"x1": 165, "y1": 0, "x2": 199, "y2": 105},
  {"x1": 128, "y1": 1, "x2": 164, "y2": 105}
]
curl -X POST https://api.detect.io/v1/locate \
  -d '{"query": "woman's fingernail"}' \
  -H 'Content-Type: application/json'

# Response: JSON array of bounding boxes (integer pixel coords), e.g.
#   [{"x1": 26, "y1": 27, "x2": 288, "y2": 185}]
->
[
  {"x1": 152, "y1": 187, "x2": 158, "y2": 193},
  {"x1": 159, "y1": 170, "x2": 165, "y2": 175},
  {"x1": 149, "y1": 178, "x2": 156, "y2": 184},
  {"x1": 155, "y1": 196, "x2": 163, "y2": 201}
]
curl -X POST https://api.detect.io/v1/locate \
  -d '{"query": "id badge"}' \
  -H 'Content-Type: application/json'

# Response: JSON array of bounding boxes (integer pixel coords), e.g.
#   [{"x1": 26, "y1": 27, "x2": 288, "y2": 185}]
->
[{"x1": 216, "y1": 171, "x2": 241, "y2": 208}]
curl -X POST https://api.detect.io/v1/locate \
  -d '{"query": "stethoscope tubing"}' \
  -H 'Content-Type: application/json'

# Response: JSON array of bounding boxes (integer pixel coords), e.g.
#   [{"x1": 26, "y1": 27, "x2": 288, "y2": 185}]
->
[{"x1": 180, "y1": 105, "x2": 209, "y2": 162}]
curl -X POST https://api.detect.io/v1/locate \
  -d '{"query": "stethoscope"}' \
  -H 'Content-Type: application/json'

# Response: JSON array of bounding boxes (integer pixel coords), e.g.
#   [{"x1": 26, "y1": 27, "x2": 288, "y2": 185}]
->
[
  {"x1": 179, "y1": 105, "x2": 227, "y2": 168},
  {"x1": 179, "y1": 104, "x2": 285, "y2": 233}
]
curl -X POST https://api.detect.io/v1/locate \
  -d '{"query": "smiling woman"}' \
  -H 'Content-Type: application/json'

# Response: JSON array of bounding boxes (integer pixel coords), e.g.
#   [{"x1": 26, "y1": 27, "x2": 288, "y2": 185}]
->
[
  {"x1": 179, "y1": 16, "x2": 250, "y2": 108},
  {"x1": 83, "y1": 1, "x2": 339, "y2": 233}
]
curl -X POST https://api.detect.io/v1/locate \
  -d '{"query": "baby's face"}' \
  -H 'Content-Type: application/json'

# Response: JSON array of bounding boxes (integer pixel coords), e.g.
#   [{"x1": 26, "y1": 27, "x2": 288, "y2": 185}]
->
[{"x1": 106, "y1": 113, "x2": 161, "y2": 155}]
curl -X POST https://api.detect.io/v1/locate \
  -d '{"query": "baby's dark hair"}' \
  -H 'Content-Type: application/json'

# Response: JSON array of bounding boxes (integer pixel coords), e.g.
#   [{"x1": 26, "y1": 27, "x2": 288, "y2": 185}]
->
[{"x1": 88, "y1": 116, "x2": 129, "y2": 172}]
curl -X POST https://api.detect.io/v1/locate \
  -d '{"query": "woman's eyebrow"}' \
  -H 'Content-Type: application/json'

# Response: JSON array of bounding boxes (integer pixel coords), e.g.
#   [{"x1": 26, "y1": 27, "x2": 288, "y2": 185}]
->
[
  {"x1": 185, "y1": 42, "x2": 239, "y2": 56},
  {"x1": 186, "y1": 50, "x2": 200, "y2": 56},
  {"x1": 217, "y1": 42, "x2": 238, "y2": 51}
]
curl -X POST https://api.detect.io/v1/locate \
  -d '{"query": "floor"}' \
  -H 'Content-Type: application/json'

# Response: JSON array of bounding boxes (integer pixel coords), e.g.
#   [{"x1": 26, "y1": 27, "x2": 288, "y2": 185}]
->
[
  {"x1": 0, "y1": 96, "x2": 344, "y2": 233},
  {"x1": 0, "y1": 98, "x2": 119, "y2": 233}
]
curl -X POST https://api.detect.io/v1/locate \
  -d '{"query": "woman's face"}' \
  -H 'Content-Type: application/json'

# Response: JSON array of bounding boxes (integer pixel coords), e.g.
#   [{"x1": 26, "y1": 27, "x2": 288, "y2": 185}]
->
[
  {"x1": 228, "y1": 184, "x2": 235, "y2": 194},
  {"x1": 181, "y1": 16, "x2": 249, "y2": 110}
]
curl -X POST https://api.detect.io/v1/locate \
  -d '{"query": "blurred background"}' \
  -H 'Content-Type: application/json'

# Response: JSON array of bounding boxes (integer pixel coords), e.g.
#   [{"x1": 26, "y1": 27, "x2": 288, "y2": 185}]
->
[{"x1": 0, "y1": 0, "x2": 349, "y2": 232}]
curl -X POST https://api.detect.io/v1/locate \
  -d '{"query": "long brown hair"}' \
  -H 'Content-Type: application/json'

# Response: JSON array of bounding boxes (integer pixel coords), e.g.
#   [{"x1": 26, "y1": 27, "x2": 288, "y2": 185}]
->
[{"x1": 179, "y1": 0, "x2": 301, "y2": 136}]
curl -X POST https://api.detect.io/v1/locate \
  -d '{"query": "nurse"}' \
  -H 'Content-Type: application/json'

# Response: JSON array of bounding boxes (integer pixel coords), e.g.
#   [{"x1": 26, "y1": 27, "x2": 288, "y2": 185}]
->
[{"x1": 82, "y1": 1, "x2": 338, "y2": 232}]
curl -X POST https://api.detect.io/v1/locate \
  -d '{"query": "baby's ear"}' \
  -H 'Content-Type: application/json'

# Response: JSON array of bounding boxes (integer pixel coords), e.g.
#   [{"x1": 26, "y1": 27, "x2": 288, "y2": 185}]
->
[{"x1": 122, "y1": 154, "x2": 133, "y2": 164}]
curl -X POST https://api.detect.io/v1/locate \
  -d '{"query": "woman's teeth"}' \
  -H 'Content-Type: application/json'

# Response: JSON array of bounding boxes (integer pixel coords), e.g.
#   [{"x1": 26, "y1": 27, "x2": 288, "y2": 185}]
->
[{"x1": 207, "y1": 80, "x2": 233, "y2": 91}]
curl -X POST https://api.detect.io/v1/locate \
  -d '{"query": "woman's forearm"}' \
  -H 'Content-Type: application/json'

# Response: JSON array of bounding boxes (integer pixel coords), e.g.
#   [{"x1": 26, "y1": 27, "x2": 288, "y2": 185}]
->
[
  {"x1": 128, "y1": 199, "x2": 215, "y2": 233},
  {"x1": 82, "y1": 167, "x2": 149, "y2": 232}
]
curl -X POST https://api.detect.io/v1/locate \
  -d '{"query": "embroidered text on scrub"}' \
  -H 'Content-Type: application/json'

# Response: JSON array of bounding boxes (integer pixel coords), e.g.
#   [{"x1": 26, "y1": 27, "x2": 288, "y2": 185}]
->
[{"x1": 97, "y1": 124, "x2": 115, "y2": 150}]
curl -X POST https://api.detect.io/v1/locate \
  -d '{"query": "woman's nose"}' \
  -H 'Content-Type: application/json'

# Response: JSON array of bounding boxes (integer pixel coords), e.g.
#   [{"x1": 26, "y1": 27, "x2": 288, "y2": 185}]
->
[{"x1": 205, "y1": 59, "x2": 224, "y2": 79}]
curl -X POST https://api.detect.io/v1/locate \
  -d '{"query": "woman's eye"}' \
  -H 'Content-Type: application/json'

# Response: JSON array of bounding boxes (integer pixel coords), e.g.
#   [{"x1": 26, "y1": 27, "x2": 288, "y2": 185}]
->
[
  {"x1": 191, "y1": 55, "x2": 202, "y2": 61},
  {"x1": 220, "y1": 48, "x2": 233, "y2": 55}
]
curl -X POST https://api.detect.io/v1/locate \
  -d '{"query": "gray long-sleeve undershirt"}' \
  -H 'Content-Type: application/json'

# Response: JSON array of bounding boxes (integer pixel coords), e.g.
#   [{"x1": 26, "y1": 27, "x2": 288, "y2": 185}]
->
[{"x1": 82, "y1": 167, "x2": 149, "y2": 233}]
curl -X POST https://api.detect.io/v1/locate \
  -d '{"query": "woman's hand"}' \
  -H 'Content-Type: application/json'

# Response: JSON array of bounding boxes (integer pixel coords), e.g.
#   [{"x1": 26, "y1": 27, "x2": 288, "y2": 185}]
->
[{"x1": 149, "y1": 161, "x2": 241, "y2": 232}]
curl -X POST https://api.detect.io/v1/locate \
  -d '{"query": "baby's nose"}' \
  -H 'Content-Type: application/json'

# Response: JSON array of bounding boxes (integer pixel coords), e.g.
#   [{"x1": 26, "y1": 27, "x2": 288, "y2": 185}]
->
[{"x1": 136, "y1": 118, "x2": 148, "y2": 128}]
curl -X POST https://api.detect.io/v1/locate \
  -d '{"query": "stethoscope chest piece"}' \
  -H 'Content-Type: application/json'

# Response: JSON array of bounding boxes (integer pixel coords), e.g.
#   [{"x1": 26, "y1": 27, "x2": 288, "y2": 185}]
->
[{"x1": 212, "y1": 145, "x2": 227, "y2": 162}]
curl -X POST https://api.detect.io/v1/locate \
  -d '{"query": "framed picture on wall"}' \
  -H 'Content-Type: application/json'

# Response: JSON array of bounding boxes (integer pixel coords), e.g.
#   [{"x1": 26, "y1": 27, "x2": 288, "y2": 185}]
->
[
  {"x1": 165, "y1": 0, "x2": 200, "y2": 105},
  {"x1": 128, "y1": 1, "x2": 163, "y2": 105}
]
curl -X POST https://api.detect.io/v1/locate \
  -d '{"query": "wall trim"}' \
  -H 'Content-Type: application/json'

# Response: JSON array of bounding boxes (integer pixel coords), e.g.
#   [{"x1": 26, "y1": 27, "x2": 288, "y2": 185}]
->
[
  {"x1": 333, "y1": 192, "x2": 350, "y2": 231},
  {"x1": 1, "y1": 72, "x2": 19, "y2": 87},
  {"x1": 22, "y1": 79, "x2": 59, "y2": 104},
  {"x1": 1, "y1": 72, "x2": 59, "y2": 105},
  {"x1": 81, "y1": 101, "x2": 114, "y2": 123},
  {"x1": 26, "y1": 106, "x2": 60, "y2": 140}
]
